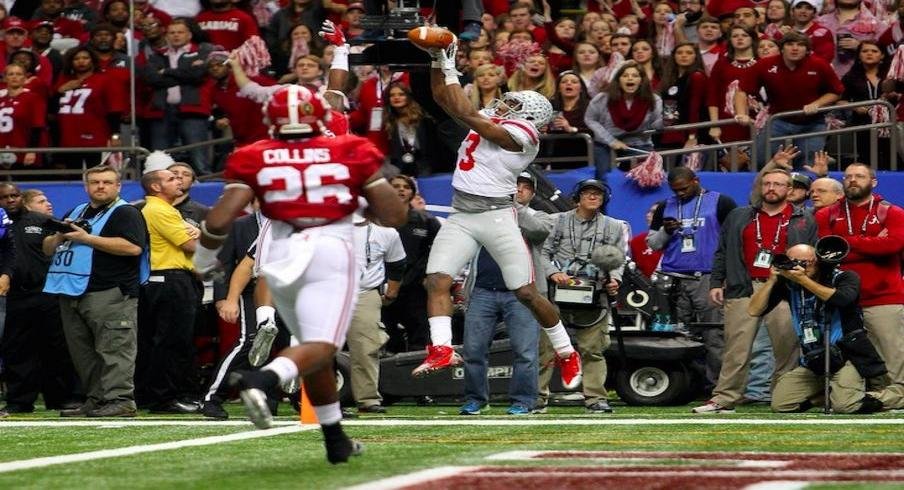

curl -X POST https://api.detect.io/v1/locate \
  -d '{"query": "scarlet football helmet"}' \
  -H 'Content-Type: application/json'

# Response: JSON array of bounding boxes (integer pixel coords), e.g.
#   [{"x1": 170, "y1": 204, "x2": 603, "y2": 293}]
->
[{"x1": 264, "y1": 85, "x2": 332, "y2": 137}]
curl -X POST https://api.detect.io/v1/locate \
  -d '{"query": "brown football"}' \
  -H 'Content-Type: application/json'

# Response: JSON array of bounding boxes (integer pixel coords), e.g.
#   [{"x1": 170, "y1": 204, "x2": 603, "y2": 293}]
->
[{"x1": 407, "y1": 26, "x2": 456, "y2": 49}]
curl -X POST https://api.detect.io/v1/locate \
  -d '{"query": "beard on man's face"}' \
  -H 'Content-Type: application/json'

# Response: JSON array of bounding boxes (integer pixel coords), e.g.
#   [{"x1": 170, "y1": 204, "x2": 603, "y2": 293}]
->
[{"x1": 844, "y1": 181, "x2": 873, "y2": 201}]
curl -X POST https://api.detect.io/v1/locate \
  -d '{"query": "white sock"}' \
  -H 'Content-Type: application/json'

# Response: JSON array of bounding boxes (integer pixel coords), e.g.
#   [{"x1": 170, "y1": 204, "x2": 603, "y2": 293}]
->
[
  {"x1": 428, "y1": 316, "x2": 453, "y2": 346},
  {"x1": 543, "y1": 321, "x2": 575, "y2": 357},
  {"x1": 314, "y1": 402, "x2": 342, "y2": 426},
  {"x1": 262, "y1": 356, "x2": 298, "y2": 384}
]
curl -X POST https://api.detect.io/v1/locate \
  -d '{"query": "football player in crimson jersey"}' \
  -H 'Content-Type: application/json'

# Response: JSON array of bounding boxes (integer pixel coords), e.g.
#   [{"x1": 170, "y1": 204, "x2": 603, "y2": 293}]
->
[
  {"x1": 194, "y1": 85, "x2": 406, "y2": 464},
  {"x1": 410, "y1": 37, "x2": 584, "y2": 389},
  {"x1": 0, "y1": 64, "x2": 46, "y2": 166}
]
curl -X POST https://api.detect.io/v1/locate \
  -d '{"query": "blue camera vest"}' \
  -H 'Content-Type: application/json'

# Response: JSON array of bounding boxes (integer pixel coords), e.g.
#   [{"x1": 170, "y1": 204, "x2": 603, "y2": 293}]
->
[
  {"x1": 44, "y1": 199, "x2": 150, "y2": 297},
  {"x1": 660, "y1": 191, "x2": 720, "y2": 273}
]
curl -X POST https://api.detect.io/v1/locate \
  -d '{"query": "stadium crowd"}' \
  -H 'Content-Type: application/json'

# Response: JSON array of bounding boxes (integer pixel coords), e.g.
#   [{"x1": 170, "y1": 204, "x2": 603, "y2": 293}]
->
[{"x1": 0, "y1": 0, "x2": 902, "y2": 421}]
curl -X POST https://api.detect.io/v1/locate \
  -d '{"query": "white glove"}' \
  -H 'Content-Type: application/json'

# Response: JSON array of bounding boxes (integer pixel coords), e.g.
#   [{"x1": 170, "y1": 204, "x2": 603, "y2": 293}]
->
[
  {"x1": 430, "y1": 35, "x2": 460, "y2": 85},
  {"x1": 193, "y1": 244, "x2": 222, "y2": 279}
]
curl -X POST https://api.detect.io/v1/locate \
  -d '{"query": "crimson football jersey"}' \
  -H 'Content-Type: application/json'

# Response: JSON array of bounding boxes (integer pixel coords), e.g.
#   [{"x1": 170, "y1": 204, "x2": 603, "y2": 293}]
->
[
  {"x1": 196, "y1": 8, "x2": 260, "y2": 51},
  {"x1": 224, "y1": 134, "x2": 383, "y2": 225},
  {"x1": 0, "y1": 88, "x2": 46, "y2": 162},
  {"x1": 55, "y1": 72, "x2": 126, "y2": 147}
]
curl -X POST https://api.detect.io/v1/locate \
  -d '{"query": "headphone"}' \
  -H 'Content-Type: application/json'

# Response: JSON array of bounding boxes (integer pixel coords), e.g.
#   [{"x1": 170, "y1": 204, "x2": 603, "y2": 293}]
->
[{"x1": 571, "y1": 179, "x2": 611, "y2": 210}]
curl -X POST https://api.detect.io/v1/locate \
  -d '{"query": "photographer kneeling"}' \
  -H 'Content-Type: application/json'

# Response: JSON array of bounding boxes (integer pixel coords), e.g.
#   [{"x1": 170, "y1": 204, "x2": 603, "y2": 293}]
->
[{"x1": 747, "y1": 240, "x2": 887, "y2": 414}]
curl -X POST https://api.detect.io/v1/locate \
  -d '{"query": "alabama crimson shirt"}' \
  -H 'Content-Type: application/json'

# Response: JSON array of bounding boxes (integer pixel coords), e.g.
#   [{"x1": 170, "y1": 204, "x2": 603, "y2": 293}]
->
[
  {"x1": 224, "y1": 134, "x2": 383, "y2": 225},
  {"x1": 0, "y1": 88, "x2": 46, "y2": 158},
  {"x1": 196, "y1": 8, "x2": 260, "y2": 50},
  {"x1": 54, "y1": 72, "x2": 126, "y2": 147},
  {"x1": 740, "y1": 54, "x2": 844, "y2": 124}
]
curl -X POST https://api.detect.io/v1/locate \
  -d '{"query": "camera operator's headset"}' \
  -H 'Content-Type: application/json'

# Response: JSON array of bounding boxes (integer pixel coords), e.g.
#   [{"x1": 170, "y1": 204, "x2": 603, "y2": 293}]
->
[{"x1": 571, "y1": 179, "x2": 612, "y2": 213}]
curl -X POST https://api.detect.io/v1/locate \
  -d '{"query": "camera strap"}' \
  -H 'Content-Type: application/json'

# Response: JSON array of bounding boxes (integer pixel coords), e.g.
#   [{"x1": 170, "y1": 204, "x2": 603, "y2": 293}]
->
[
  {"x1": 676, "y1": 190, "x2": 704, "y2": 235},
  {"x1": 753, "y1": 210, "x2": 784, "y2": 251},
  {"x1": 843, "y1": 195, "x2": 876, "y2": 236}
]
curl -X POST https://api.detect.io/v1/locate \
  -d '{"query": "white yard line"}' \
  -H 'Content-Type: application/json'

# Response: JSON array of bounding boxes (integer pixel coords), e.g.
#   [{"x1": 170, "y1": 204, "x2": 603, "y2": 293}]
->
[
  {"x1": 0, "y1": 425, "x2": 313, "y2": 474},
  {"x1": 344, "y1": 466, "x2": 479, "y2": 490},
  {"x1": 743, "y1": 482, "x2": 810, "y2": 490},
  {"x1": 6, "y1": 417, "x2": 904, "y2": 428}
]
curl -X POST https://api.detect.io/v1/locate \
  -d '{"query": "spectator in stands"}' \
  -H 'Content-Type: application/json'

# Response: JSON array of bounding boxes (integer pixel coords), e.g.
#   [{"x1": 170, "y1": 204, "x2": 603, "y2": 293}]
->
[
  {"x1": 0, "y1": 64, "x2": 45, "y2": 168},
  {"x1": 341, "y1": 2, "x2": 364, "y2": 39},
  {"x1": 674, "y1": 0, "x2": 706, "y2": 43},
  {"x1": 381, "y1": 175, "x2": 440, "y2": 354},
  {"x1": 696, "y1": 15, "x2": 725, "y2": 74},
  {"x1": 100, "y1": 0, "x2": 130, "y2": 32},
  {"x1": 348, "y1": 65, "x2": 404, "y2": 154},
  {"x1": 207, "y1": 51, "x2": 274, "y2": 153},
  {"x1": 550, "y1": 70, "x2": 591, "y2": 136},
  {"x1": 731, "y1": 2, "x2": 760, "y2": 31},
  {"x1": 1, "y1": 189, "x2": 78, "y2": 415},
  {"x1": 151, "y1": 0, "x2": 201, "y2": 18},
  {"x1": 43, "y1": 165, "x2": 148, "y2": 418},
  {"x1": 842, "y1": 41, "x2": 894, "y2": 169},
  {"x1": 542, "y1": 3, "x2": 577, "y2": 76},
  {"x1": 139, "y1": 18, "x2": 216, "y2": 175},
  {"x1": 708, "y1": 25, "x2": 759, "y2": 153},
  {"x1": 763, "y1": 0, "x2": 792, "y2": 39},
  {"x1": 749, "y1": 243, "x2": 886, "y2": 414},
  {"x1": 610, "y1": 32, "x2": 633, "y2": 59},
  {"x1": 758, "y1": 36, "x2": 780, "y2": 57},
  {"x1": 347, "y1": 213, "x2": 405, "y2": 414},
  {"x1": 815, "y1": 163, "x2": 904, "y2": 410},
  {"x1": 0, "y1": 18, "x2": 53, "y2": 87},
  {"x1": 785, "y1": 0, "x2": 834, "y2": 63},
  {"x1": 809, "y1": 177, "x2": 843, "y2": 210},
  {"x1": 878, "y1": 0, "x2": 904, "y2": 52},
  {"x1": 132, "y1": 0, "x2": 172, "y2": 27},
  {"x1": 630, "y1": 203, "x2": 664, "y2": 278},
  {"x1": 538, "y1": 179, "x2": 624, "y2": 414},
  {"x1": 459, "y1": 173, "x2": 548, "y2": 416},
  {"x1": 572, "y1": 42, "x2": 602, "y2": 90},
  {"x1": 650, "y1": 1, "x2": 676, "y2": 56},
  {"x1": 53, "y1": 46, "x2": 125, "y2": 171},
  {"x1": 507, "y1": 53, "x2": 555, "y2": 98},
  {"x1": 197, "y1": 0, "x2": 260, "y2": 51},
  {"x1": 29, "y1": 21, "x2": 63, "y2": 80},
  {"x1": 32, "y1": 0, "x2": 86, "y2": 46},
  {"x1": 734, "y1": 32, "x2": 844, "y2": 169},
  {"x1": 585, "y1": 60, "x2": 663, "y2": 175},
  {"x1": 465, "y1": 62, "x2": 505, "y2": 110},
  {"x1": 630, "y1": 38, "x2": 664, "y2": 90},
  {"x1": 817, "y1": 0, "x2": 886, "y2": 77},
  {"x1": 88, "y1": 22, "x2": 128, "y2": 70},
  {"x1": 658, "y1": 42, "x2": 707, "y2": 149},
  {"x1": 509, "y1": 2, "x2": 546, "y2": 45},
  {"x1": 647, "y1": 168, "x2": 737, "y2": 394},
  {"x1": 270, "y1": 23, "x2": 325, "y2": 79},
  {"x1": 136, "y1": 167, "x2": 200, "y2": 414},
  {"x1": 384, "y1": 81, "x2": 438, "y2": 176},
  {"x1": 693, "y1": 168, "x2": 815, "y2": 413}
]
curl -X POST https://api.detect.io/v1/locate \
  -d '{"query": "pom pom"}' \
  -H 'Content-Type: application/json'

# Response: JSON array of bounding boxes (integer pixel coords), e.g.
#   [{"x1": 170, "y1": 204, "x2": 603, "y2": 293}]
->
[
  {"x1": 232, "y1": 35, "x2": 271, "y2": 77},
  {"x1": 626, "y1": 150, "x2": 665, "y2": 189},
  {"x1": 496, "y1": 40, "x2": 542, "y2": 76}
]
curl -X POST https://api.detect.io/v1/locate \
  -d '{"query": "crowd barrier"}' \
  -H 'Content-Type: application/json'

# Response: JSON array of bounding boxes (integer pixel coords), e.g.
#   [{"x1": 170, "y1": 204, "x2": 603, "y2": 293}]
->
[{"x1": 28, "y1": 169, "x2": 904, "y2": 236}]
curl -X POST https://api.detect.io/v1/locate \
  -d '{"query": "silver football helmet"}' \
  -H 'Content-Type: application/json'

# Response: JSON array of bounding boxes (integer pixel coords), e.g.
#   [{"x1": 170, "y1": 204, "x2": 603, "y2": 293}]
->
[{"x1": 486, "y1": 90, "x2": 555, "y2": 129}]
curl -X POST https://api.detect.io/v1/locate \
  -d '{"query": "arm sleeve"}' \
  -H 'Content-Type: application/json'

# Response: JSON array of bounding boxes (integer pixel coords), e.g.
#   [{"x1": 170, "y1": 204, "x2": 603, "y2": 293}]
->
[
  {"x1": 706, "y1": 60, "x2": 722, "y2": 110},
  {"x1": 156, "y1": 208, "x2": 193, "y2": 248},
  {"x1": 825, "y1": 270, "x2": 860, "y2": 308},
  {"x1": 844, "y1": 205, "x2": 904, "y2": 256},
  {"x1": 584, "y1": 94, "x2": 617, "y2": 145},
  {"x1": 384, "y1": 259, "x2": 406, "y2": 282},
  {"x1": 517, "y1": 206, "x2": 552, "y2": 245},
  {"x1": 238, "y1": 80, "x2": 282, "y2": 105},
  {"x1": 105, "y1": 206, "x2": 148, "y2": 249},
  {"x1": 760, "y1": 279, "x2": 789, "y2": 316},
  {"x1": 383, "y1": 229, "x2": 407, "y2": 263},
  {"x1": 540, "y1": 213, "x2": 563, "y2": 279},
  {"x1": 499, "y1": 120, "x2": 540, "y2": 152}
]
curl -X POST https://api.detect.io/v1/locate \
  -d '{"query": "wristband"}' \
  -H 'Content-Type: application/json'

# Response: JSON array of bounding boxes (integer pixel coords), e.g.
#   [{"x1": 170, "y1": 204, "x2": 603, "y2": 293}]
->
[
  {"x1": 331, "y1": 44, "x2": 349, "y2": 72},
  {"x1": 200, "y1": 220, "x2": 229, "y2": 241},
  {"x1": 445, "y1": 74, "x2": 461, "y2": 86},
  {"x1": 256, "y1": 305, "x2": 276, "y2": 324}
]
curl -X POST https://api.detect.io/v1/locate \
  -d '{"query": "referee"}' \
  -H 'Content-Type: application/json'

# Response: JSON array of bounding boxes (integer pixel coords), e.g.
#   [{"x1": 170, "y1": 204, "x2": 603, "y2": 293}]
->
[{"x1": 136, "y1": 169, "x2": 200, "y2": 414}]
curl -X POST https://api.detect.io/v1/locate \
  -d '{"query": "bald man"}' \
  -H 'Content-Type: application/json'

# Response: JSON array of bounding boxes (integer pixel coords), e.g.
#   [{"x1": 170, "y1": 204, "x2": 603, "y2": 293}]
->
[
  {"x1": 747, "y1": 243, "x2": 887, "y2": 413},
  {"x1": 809, "y1": 177, "x2": 843, "y2": 211}
]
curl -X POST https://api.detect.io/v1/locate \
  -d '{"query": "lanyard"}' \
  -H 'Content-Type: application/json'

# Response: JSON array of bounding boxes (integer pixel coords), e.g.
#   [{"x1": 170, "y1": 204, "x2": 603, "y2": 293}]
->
[
  {"x1": 677, "y1": 190, "x2": 705, "y2": 235},
  {"x1": 754, "y1": 210, "x2": 784, "y2": 251},
  {"x1": 364, "y1": 223, "x2": 372, "y2": 267},
  {"x1": 569, "y1": 214, "x2": 599, "y2": 261},
  {"x1": 843, "y1": 196, "x2": 875, "y2": 236}
]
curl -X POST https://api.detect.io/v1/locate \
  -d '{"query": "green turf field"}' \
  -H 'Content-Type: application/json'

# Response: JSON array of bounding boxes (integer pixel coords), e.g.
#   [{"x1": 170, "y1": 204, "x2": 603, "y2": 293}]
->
[{"x1": 4, "y1": 402, "x2": 904, "y2": 489}]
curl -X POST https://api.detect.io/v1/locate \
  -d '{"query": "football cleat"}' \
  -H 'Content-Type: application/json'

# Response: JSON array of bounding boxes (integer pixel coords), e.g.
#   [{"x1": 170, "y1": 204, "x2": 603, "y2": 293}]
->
[
  {"x1": 556, "y1": 351, "x2": 583, "y2": 390},
  {"x1": 411, "y1": 344, "x2": 462, "y2": 377},
  {"x1": 229, "y1": 371, "x2": 277, "y2": 429},
  {"x1": 249, "y1": 320, "x2": 278, "y2": 367}
]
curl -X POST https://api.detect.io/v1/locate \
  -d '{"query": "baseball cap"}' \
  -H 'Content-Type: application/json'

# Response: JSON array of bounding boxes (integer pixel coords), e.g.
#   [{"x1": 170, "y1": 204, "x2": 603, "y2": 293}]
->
[
  {"x1": 143, "y1": 151, "x2": 175, "y2": 175},
  {"x1": 791, "y1": 0, "x2": 822, "y2": 9},
  {"x1": 4, "y1": 17, "x2": 28, "y2": 34},
  {"x1": 791, "y1": 172, "x2": 812, "y2": 189},
  {"x1": 347, "y1": 2, "x2": 365, "y2": 12},
  {"x1": 517, "y1": 171, "x2": 537, "y2": 188},
  {"x1": 31, "y1": 20, "x2": 54, "y2": 32},
  {"x1": 576, "y1": 179, "x2": 607, "y2": 194}
]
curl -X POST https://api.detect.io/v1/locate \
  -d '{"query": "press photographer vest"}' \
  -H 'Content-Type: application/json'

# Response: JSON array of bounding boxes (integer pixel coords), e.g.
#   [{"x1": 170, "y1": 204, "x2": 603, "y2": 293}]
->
[
  {"x1": 660, "y1": 191, "x2": 720, "y2": 273},
  {"x1": 44, "y1": 199, "x2": 150, "y2": 297}
]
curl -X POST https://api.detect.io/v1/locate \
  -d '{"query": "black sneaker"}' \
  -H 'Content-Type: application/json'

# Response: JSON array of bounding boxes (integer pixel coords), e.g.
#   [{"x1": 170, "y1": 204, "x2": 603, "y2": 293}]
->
[
  {"x1": 358, "y1": 404, "x2": 387, "y2": 414},
  {"x1": 322, "y1": 424, "x2": 364, "y2": 464},
  {"x1": 228, "y1": 370, "x2": 279, "y2": 430},
  {"x1": 200, "y1": 401, "x2": 229, "y2": 420},
  {"x1": 585, "y1": 401, "x2": 614, "y2": 414}
]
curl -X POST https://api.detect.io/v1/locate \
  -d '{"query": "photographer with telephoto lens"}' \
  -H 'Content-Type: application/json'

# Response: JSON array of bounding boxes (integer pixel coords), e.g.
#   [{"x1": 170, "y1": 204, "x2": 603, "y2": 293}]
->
[{"x1": 747, "y1": 236, "x2": 888, "y2": 414}]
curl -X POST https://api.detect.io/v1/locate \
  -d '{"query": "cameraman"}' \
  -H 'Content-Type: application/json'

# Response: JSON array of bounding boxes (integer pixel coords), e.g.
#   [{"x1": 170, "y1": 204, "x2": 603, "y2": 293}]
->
[
  {"x1": 747, "y1": 243, "x2": 886, "y2": 414},
  {"x1": 537, "y1": 179, "x2": 625, "y2": 414}
]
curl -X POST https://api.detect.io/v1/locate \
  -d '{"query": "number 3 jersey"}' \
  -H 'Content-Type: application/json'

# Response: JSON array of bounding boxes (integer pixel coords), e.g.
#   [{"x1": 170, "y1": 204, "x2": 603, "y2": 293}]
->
[
  {"x1": 451, "y1": 117, "x2": 540, "y2": 199},
  {"x1": 224, "y1": 134, "x2": 383, "y2": 226}
]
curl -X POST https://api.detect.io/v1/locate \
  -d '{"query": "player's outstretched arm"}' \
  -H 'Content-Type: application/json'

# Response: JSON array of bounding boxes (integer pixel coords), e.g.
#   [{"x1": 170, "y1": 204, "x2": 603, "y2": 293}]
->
[
  {"x1": 362, "y1": 174, "x2": 408, "y2": 228},
  {"x1": 201, "y1": 183, "x2": 255, "y2": 249},
  {"x1": 320, "y1": 20, "x2": 351, "y2": 112}
]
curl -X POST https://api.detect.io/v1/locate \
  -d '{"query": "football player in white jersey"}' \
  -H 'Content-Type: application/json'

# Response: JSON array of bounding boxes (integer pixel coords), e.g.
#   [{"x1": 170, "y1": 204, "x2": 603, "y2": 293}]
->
[{"x1": 411, "y1": 37, "x2": 583, "y2": 390}]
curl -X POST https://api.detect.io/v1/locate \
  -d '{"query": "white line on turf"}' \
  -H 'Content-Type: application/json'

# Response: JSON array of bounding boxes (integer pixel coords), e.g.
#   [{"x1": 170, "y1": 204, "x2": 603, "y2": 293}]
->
[
  {"x1": 7, "y1": 418, "x2": 904, "y2": 428},
  {"x1": 743, "y1": 482, "x2": 809, "y2": 490},
  {"x1": 0, "y1": 425, "x2": 313, "y2": 474},
  {"x1": 344, "y1": 466, "x2": 478, "y2": 490}
]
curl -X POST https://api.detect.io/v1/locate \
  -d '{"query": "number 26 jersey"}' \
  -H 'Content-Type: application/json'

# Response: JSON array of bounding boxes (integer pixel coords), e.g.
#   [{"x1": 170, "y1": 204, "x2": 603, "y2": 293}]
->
[{"x1": 224, "y1": 134, "x2": 383, "y2": 225}]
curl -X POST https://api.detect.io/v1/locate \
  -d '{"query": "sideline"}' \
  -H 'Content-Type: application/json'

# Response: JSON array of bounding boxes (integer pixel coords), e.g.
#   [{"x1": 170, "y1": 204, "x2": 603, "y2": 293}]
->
[{"x1": 0, "y1": 425, "x2": 312, "y2": 474}]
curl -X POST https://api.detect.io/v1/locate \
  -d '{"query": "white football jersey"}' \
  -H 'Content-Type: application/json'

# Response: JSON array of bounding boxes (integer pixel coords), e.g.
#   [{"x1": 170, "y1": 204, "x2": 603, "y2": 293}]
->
[{"x1": 451, "y1": 117, "x2": 540, "y2": 198}]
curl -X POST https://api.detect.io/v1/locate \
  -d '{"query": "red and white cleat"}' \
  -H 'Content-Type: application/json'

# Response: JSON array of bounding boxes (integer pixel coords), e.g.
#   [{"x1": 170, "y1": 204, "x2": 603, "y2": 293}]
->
[
  {"x1": 556, "y1": 351, "x2": 583, "y2": 390},
  {"x1": 411, "y1": 345, "x2": 463, "y2": 377}
]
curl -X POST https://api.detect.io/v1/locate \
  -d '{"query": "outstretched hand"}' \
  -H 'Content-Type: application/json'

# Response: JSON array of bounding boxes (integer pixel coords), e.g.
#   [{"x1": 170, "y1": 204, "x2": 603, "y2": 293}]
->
[
  {"x1": 319, "y1": 20, "x2": 346, "y2": 46},
  {"x1": 771, "y1": 144, "x2": 799, "y2": 169}
]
